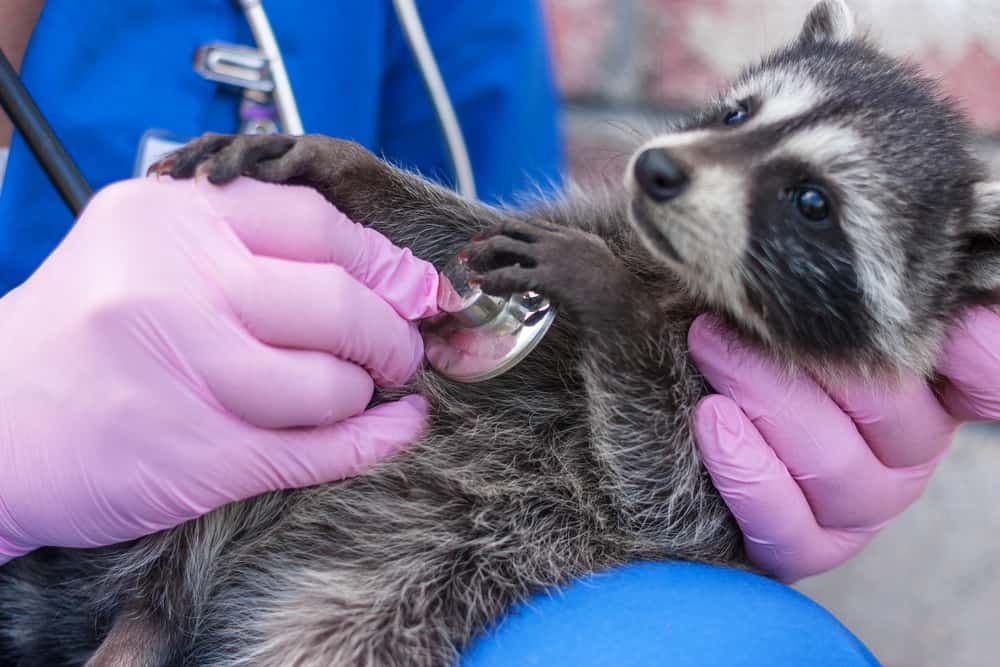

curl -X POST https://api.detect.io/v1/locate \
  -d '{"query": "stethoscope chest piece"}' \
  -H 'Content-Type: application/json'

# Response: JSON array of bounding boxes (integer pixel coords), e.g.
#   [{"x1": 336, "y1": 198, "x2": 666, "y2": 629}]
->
[{"x1": 422, "y1": 252, "x2": 555, "y2": 383}]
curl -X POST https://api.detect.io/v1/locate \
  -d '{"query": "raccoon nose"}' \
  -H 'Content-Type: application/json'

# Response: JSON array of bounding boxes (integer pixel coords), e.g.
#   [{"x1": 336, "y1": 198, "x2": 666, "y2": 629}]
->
[{"x1": 634, "y1": 148, "x2": 689, "y2": 201}]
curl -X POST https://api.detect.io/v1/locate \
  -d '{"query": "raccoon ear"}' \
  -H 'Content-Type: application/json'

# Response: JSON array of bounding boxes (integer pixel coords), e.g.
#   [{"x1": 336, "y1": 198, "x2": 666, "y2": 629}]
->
[
  {"x1": 963, "y1": 182, "x2": 1000, "y2": 303},
  {"x1": 799, "y1": 0, "x2": 857, "y2": 45}
]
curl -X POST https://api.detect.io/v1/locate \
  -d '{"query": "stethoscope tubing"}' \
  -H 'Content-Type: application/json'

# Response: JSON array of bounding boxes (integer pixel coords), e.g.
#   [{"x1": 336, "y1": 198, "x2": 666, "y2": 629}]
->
[{"x1": 0, "y1": 47, "x2": 92, "y2": 216}]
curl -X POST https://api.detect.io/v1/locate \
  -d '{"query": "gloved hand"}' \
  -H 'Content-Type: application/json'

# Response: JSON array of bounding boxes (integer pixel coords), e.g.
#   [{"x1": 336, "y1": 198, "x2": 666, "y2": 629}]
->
[
  {"x1": 0, "y1": 177, "x2": 439, "y2": 563},
  {"x1": 688, "y1": 308, "x2": 1000, "y2": 582}
]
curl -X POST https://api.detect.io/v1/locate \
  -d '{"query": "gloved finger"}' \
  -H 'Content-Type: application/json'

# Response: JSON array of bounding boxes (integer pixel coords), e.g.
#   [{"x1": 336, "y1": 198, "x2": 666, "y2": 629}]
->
[
  {"x1": 688, "y1": 314, "x2": 924, "y2": 529},
  {"x1": 200, "y1": 338, "x2": 374, "y2": 429},
  {"x1": 233, "y1": 394, "x2": 428, "y2": 494},
  {"x1": 823, "y1": 374, "x2": 956, "y2": 468},
  {"x1": 693, "y1": 395, "x2": 872, "y2": 583},
  {"x1": 937, "y1": 306, "x2": 1000, "y2": 421},
  {"x1": 232, "y1": 255, "x2": 425, "y2": 387},
  {"x1": 193, "y1": 177, "x2": 439, "y2": 320}
]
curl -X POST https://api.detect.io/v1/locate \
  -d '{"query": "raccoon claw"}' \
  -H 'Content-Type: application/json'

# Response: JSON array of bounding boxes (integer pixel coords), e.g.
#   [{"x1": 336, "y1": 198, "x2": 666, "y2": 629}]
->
[{"x1": 146, "y1": 156, "x2": 175, "y2": 177}]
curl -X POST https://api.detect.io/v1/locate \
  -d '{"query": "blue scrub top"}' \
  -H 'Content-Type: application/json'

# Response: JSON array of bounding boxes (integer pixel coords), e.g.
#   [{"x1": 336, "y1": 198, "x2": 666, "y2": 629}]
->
[{"x1": 0, "y1": 0, "x2": 563, "y2": 294}]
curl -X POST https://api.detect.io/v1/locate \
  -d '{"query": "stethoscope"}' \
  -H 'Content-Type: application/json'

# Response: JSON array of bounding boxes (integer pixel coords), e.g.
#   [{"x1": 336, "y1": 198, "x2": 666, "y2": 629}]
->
[{"x1": 0, "y1": 0, "x2": 553, "y2": 383}]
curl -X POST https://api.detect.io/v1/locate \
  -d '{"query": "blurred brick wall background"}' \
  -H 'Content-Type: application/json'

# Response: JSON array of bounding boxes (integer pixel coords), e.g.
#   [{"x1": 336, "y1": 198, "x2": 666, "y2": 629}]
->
[{"x1": 539, "y1": 2, "x2": 1000, "y2": 666}]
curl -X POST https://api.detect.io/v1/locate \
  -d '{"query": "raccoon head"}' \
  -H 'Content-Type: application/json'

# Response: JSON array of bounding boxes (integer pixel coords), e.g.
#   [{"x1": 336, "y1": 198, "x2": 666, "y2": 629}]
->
[{"x1": 626, "y1": 0, "x2": 1000, "y2": 377}]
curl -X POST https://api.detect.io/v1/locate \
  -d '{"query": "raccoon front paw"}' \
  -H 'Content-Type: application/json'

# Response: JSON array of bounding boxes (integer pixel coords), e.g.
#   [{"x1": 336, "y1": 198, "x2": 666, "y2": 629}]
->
[
  {"x1": 150, "y1": 133, "x2": 378, "y2": 190},
  {"x1": 465, "y1": 219, "x2": 637, "y2": 328},
  {"x1": 149, "y1": 133, "x2": 294, "y2": 184}
]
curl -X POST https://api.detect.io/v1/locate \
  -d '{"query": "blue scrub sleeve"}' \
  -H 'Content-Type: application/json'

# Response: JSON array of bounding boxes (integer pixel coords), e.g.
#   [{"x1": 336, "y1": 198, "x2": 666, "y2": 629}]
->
[{"x1": 461, "y1": 562, "x2": 881, "y2": 667}]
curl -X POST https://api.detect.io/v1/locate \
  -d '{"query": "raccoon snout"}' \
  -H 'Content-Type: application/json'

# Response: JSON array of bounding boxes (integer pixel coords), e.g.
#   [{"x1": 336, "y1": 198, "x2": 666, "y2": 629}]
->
[{"x1": 634, "y1": 148, "x2": 689, "y2": 202}]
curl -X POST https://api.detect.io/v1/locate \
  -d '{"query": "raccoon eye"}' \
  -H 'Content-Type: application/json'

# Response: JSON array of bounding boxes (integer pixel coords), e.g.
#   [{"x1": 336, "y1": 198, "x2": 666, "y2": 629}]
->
[
  {"x1": 723, "y1": 104, "x2": 750, "y2": 126},
  {"x1": 794, "y1": 187, "x2": 831, "y2": 223}
]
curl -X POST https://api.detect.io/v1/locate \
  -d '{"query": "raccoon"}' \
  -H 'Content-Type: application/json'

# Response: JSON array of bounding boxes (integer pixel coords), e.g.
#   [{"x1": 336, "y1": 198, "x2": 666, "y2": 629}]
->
[{"x1": 2, "y1": 1, "x2": 998, "y2": 665}]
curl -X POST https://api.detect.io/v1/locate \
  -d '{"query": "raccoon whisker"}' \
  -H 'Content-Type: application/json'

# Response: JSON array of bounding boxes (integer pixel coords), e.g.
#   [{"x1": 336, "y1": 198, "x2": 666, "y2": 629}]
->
[
  {"x1": 604, "y1": 119, "x2": 646, "y2": 141},
  {"x1": 741, "y1": 249, "x2": 798, "y2": 324},
  {"x1": 596, "y1": 150, "x2": 641, "y2": 175}
]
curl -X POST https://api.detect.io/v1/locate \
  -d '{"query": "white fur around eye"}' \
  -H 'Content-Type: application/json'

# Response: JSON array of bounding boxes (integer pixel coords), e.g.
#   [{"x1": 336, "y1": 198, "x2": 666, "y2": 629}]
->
[
  {"x1": 766, "y1": 124, "x2": 866, "y2": 169},
  {"x1": 728, "y1": 70, "x2": 825, "y2": 128}
]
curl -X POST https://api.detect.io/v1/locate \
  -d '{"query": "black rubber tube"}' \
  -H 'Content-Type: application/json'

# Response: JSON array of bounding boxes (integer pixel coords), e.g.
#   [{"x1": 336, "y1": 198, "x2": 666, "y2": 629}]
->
[{"x1": 0, "y1": 47, "x2": 91, "y2": 216}]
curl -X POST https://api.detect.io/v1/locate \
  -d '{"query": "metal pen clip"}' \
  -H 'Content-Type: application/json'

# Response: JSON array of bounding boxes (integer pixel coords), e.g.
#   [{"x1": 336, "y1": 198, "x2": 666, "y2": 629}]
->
[
  {"x1": 193, "y1": 43, "x2": 273, "y2": 93},
  {"x1": 193, "y1": 1, "x2": 303, "y2": 135},
  {"x1": 193, "y1": 43, "x2": 279, "y2": 135}
]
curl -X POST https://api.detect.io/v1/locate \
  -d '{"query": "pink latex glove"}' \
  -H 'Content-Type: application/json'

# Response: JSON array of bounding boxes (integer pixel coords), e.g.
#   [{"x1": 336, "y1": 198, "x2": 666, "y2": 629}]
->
[
  {"x1": 0, "y1": 177, "x2": 439, "y2": 563},
  {"x1": 689, "y1": 308, "x2": 1000, "y2": 582}
]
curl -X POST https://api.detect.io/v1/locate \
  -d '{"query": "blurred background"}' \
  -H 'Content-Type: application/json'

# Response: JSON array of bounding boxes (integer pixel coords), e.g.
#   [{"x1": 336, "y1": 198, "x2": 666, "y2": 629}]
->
[{"x1": 539, "y1": 1, "x2": 1000, "y2": 665}]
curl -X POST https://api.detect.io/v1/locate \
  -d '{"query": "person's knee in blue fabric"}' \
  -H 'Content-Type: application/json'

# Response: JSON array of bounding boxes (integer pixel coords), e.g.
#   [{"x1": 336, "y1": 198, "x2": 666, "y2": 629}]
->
[{"x1": 461, "y1": 561, "x2": 880, "y2": 667}]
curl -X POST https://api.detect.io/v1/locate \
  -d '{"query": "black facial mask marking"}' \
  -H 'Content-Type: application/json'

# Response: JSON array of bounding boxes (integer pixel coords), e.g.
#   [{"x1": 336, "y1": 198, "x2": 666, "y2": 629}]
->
[{"x1": 743, "y1": 158, "x2": 872, "y2": 356}]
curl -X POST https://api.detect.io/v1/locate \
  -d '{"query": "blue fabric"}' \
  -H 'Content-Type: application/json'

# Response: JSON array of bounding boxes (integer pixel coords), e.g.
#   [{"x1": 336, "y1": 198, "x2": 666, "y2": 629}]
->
[
  {"x1": 0, "y1": 0, "x2": 563, "y2": 294},
  {"x1": 462, "y1": 562, "x2": 881, "y2": 667}
]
